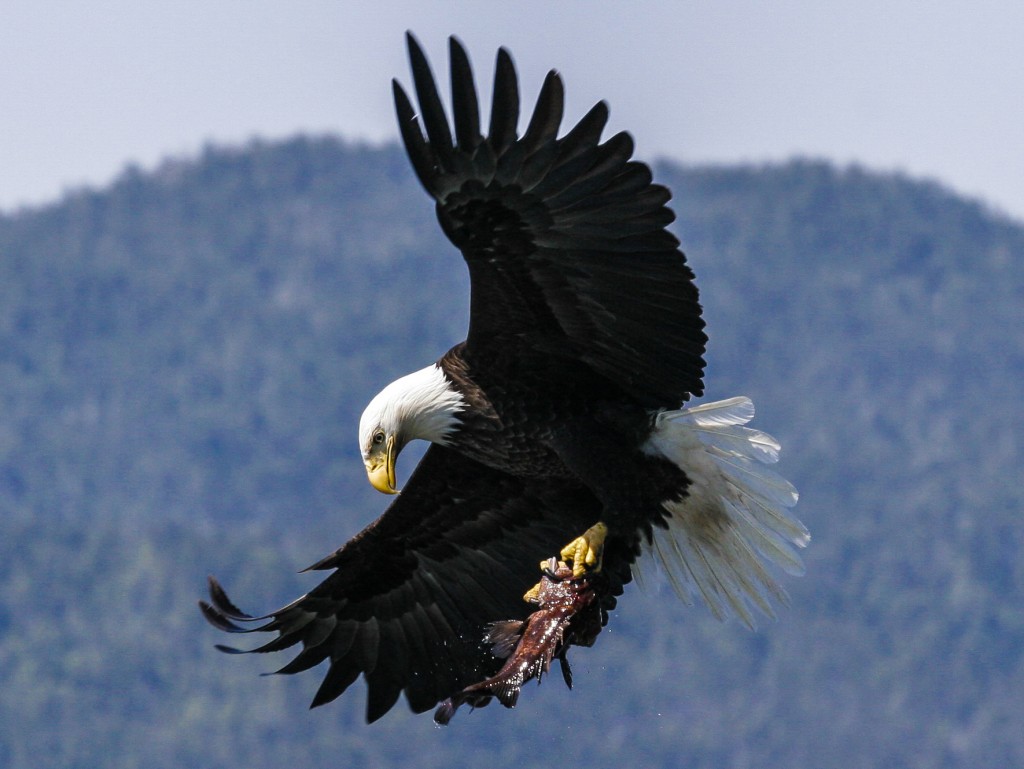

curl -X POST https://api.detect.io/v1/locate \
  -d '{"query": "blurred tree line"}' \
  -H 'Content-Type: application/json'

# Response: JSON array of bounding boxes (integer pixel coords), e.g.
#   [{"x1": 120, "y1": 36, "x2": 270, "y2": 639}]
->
[{"x1": 0, "y1": 137, "x2": 1020, "y2": 768}]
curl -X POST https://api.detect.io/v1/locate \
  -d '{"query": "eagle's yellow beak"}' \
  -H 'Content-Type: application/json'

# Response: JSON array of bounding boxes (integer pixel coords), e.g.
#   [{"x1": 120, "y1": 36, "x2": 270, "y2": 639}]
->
[{"x1": 365, "y1": 434, "x2": 399, "y2": 494}]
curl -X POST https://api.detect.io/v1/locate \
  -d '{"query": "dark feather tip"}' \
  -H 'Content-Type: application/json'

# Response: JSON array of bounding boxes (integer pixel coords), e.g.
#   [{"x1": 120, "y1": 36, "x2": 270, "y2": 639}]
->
[
  {"x1": 207, "y1": 575, "x2": 254, "y2": 620},
  {"x1": 214, "y1": 643, "x2": 248, "y2": 655},
  {"x1": 199, "y1": 600, "x2": 248, "y2": 633}
]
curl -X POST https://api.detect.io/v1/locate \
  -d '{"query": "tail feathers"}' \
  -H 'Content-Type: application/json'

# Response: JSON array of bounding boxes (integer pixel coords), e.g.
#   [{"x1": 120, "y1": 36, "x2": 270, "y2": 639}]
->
[{"x1": 638, "y1": 396, "x2": 809, "y2": 628}]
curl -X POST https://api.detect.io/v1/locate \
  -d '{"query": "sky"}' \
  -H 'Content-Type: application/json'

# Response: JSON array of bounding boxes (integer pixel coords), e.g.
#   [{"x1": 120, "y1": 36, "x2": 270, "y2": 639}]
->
[{"x1": 3, "y1": 0, "x2": 1022, "y2": 222}]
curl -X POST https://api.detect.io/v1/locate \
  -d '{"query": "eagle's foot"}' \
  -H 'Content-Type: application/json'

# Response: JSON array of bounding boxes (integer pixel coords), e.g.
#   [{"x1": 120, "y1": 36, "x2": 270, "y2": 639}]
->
[
  {"x1": 523, "y1": 581, "x2": 541, "y2": 604},
  {"x1": 522, "y1": 523, "x2": 607, "y2": 603},
  {"x1": 522, "y1": 557, "x2": 568, "y2": 603},
  {"x1": 559, "y1": 522, "x2": 608, "y2": 578},
  {"x1": 523, "y1": 574, "x2": 551, "y2": 604}
]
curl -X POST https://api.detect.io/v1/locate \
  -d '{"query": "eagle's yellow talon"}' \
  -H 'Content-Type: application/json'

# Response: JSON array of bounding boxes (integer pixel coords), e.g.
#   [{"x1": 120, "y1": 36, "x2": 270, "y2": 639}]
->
[
  {"x1": 558, "y1": 522, "x2": 608, "y2": 579},
  {"x1": 524, "y1": 524, "x2": 607, "y2": 603},
  {"x1": 523, "y1": 581, "x2": 543, "y2": 604}
]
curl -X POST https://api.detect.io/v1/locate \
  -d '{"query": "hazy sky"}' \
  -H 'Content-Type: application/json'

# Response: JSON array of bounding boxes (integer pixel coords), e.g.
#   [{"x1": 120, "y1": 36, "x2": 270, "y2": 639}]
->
[{"x1": 4, "y1": 1, "x2": 1022, "y2": 221}]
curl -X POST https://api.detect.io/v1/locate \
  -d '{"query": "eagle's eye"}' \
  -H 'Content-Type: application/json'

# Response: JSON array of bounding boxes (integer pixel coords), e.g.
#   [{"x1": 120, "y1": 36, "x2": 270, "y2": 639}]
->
[{"x1": 372, "y1": 430, "x2": 386, "y2": 446}]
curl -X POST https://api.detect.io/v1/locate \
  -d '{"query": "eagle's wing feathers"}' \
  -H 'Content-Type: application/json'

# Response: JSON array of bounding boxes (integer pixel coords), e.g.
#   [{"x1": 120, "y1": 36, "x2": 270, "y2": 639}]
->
[
  {"x1": 201, "y1": 445, "x2": 615, "y2": 723},
  {"x1": 394, "y1": 33, "x2": 707, "y2": 406}
]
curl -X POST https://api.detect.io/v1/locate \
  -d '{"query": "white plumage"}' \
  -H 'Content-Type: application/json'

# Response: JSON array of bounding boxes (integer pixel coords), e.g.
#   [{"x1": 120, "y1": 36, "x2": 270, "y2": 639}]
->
[
  {"x1": 640, "y1": 397, "x2": 809, "y2": 628},
  {"x1": 358, "y1": 364, "x2": 465, "y2": 456}
]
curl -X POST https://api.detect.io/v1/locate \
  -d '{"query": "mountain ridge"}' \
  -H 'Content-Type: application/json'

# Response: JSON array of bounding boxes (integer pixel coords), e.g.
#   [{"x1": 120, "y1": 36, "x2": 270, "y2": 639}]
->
[{"x1": 0, "y1": 135, "x2": 1020, "y2": 768}]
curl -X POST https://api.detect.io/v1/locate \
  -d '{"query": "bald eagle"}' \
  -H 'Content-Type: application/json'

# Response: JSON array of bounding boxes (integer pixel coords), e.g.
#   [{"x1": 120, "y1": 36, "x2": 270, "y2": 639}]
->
[{"x1": 202, "y1": 34, "x2": 808, "y2": 723}]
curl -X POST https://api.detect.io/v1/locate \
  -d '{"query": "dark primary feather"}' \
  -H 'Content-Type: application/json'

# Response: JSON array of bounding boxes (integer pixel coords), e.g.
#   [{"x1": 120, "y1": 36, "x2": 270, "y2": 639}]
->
[
  {"x1": 488, "y1": 48, "x2": 519, "y2": 155},
  {"x1": 201, "y1": 445, "x2": 625, "y2": 723},
  {"x1": 395, "y1": 34, "x2": 708, "y2": 407},
  {"x1": 448, "y1": 38, "x2": 481, "y2": 150}
]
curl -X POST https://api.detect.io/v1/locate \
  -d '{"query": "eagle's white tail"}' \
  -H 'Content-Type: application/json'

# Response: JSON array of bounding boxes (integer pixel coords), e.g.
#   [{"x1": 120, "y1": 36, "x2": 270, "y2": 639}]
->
[{"x1": 638, "y1": 396, "x2": 809, "y2": 628}]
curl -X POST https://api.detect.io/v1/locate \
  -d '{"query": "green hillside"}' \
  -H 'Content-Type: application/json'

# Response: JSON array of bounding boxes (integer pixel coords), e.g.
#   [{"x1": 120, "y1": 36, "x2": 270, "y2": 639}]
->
[{"x1": 0, "y1": 137, "x2": 1020, "y2": 768}]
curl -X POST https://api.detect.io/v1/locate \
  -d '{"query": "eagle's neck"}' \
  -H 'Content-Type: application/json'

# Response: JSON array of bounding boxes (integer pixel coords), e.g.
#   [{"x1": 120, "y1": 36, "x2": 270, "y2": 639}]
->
[{"x1": 373, "y1": 364, "x2": 465, "y2": 445}]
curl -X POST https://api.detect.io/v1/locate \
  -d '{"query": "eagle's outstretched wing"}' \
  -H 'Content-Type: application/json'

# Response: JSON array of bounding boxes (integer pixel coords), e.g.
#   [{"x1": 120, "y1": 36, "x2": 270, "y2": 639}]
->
[
  {"x1": 201, "y1": 445, "x2": 627, "y2": 722},
  {"x1": 394, "y1": 34, "x2": 707, "y2": 407}
]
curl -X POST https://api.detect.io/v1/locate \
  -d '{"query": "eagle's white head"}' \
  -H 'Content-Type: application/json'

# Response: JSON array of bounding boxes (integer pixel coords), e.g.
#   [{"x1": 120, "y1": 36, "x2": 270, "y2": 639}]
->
[{"x1": 358, "y1": 364, "x2": 465, "y2": 493}]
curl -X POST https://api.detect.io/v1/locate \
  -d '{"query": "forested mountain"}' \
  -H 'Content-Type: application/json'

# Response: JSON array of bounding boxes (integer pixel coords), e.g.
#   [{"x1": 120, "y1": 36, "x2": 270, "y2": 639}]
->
[{"x1": 0, "y1": 137, "x2": 1021, "y2": 769}]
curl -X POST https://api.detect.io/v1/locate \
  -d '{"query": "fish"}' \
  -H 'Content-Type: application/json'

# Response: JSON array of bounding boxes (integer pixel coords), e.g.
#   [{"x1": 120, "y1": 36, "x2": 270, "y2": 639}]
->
[{"x1": 434, "y1": 558, "x2": 606, "y2": 724}]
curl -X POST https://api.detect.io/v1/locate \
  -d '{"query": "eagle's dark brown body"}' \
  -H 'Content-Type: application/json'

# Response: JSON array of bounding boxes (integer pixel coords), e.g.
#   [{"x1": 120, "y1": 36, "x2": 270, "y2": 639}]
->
[{"x1": 439, "y1": 341, "x2": 692, "y2": 546}]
